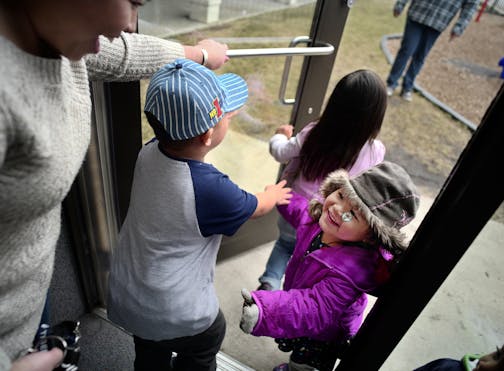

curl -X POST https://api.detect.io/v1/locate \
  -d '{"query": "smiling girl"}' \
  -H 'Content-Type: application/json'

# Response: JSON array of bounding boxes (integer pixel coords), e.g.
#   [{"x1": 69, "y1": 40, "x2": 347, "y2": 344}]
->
[
  {"x1": 258, "y1": 69, "x2": 387, "y2": 292},
  {"x1": 240, "y1": 162, "x2": 420, "y2": 371}
]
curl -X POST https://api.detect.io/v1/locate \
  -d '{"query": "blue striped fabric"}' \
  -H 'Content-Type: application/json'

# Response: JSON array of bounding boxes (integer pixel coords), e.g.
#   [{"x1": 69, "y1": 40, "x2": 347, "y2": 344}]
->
[{"x1": 145, "y1": 59, "x2": 248, "y2": 140}]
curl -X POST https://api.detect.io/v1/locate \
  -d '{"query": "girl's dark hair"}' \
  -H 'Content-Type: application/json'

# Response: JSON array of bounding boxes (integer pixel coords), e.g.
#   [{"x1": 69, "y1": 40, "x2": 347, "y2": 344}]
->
[{"x1": 298, "y1": 69, "x2": 387, "y2": 181}]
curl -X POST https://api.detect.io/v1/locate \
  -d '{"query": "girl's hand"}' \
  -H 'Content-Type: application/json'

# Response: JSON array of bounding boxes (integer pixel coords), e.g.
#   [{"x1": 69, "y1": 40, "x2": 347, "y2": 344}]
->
[
  {"x1": 275, "y1": 125, "x2": 293, "y2": 139},
  {"x1": 239, "y1": 289, "x2": 259, "y2": 334}
]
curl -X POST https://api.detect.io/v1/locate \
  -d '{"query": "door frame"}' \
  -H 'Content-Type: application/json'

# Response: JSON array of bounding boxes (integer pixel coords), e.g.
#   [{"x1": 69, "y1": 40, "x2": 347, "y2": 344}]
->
[{"x1": 63, "y1": 0, "x2": 351, "y2": 307}]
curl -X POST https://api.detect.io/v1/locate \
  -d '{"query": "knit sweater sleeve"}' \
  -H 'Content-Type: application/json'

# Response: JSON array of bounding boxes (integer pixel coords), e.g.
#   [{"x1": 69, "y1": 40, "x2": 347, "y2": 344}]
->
[
  {"x1": 85, "y1": 32, "x2": 185, "y2": 81},
  {"x1": 0, "y1": 105, "x2": 7, "y2": 169},
  {"x1": 0, "y1": 348, "x2": 11, "y2": 371}
]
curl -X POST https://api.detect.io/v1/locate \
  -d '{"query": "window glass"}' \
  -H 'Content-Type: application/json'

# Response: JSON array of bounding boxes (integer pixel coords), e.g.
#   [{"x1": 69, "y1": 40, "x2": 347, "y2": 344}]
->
[{"x1": 138, "y1": 0, "x2": 316, "y2": 193}]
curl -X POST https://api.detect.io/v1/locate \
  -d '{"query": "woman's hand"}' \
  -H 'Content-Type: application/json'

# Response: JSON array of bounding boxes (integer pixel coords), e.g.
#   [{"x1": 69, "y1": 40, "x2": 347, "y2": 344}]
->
[
  {"x1": 184, "y1": 39, "x2": 229, "y2": 70},
  {"x1": 11, "y1": 348, "x2": 64, "y2": 371}
]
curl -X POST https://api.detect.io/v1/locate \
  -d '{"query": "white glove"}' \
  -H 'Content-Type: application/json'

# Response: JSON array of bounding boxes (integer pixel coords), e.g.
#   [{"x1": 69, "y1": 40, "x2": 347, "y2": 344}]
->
[{"x1": 239, "y1": 288, "x2": 259, "y2": 334}]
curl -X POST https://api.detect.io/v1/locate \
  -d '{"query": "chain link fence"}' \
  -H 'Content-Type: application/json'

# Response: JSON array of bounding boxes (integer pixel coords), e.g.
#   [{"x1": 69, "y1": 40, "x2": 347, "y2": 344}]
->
[{"x1": 482, "y1": 0, "x2": 504, "y2": 15}]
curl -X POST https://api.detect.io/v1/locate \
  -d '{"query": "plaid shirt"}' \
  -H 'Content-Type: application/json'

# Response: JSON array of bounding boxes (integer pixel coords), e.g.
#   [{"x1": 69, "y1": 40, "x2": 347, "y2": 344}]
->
[{"x1": 394, "y1": 0, "x2": 479, "y2": 35}]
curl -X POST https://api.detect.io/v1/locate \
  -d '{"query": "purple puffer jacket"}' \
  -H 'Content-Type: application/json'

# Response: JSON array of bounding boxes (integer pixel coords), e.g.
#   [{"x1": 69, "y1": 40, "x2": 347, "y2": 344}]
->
[{"x1": 250, "y1": 192, "x2": 392, "y2": 342}]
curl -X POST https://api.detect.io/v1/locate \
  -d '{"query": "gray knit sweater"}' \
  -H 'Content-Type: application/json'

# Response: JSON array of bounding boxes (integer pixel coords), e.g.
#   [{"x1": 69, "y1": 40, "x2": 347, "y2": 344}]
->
[{"x1": 0, "y1": 32, "x2": 184, "y2": 369}]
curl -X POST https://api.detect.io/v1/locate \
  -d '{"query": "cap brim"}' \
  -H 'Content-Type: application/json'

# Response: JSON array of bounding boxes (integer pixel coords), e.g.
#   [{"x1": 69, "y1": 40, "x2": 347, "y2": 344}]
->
[{"x1": 217, "y1": 73, "x2": 249, "y2": 113}]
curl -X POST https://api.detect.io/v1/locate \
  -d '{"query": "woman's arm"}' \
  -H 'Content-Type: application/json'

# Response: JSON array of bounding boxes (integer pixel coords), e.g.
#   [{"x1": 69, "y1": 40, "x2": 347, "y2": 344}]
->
[
  {"x1": 86, "y1": 33, "x2": 227, "y2": 81},
  {"x1": 182, "y1": 39, "x2": 228, "y2": 70}
]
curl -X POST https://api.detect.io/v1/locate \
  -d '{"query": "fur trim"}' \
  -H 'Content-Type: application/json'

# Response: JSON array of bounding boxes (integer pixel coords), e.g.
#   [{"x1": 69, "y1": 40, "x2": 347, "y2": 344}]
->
[{"x1": 317, "y1": 168, "x2": 412, "y2": 256}]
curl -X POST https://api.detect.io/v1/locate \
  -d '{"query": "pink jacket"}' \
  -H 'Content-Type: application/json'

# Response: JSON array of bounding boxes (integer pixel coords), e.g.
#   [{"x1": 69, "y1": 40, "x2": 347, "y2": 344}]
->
[
  {"x1": 250, "y1": 193, "x2": 392, "y2": 341},
  {"x1": 270, "y1": 121, "x2": 386, "y2": 200}
]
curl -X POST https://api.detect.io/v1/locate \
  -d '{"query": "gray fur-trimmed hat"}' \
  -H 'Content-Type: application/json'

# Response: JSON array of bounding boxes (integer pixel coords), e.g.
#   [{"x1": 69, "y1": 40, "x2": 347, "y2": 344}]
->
[{"x1": 316, "y1": 161, "x2": 420, "y2": 255}]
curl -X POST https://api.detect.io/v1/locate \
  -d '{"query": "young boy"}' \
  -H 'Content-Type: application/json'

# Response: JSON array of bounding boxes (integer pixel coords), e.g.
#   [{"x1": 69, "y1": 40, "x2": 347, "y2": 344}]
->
[{"x1": 107, "y1": 58, "x2": 291, "y2": 371}]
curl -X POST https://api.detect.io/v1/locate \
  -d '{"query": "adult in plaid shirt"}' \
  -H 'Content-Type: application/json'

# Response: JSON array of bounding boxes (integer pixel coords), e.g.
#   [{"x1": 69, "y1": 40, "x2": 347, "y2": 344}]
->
[{"x1": 386, "y1": 0, "x2": 479, "y2": 102}]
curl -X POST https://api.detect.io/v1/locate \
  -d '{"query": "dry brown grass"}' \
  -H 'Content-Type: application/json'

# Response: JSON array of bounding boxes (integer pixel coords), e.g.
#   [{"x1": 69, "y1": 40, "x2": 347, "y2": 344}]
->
[{"x1": 141, "y1": 0, "x2": 502, "y2": 215}]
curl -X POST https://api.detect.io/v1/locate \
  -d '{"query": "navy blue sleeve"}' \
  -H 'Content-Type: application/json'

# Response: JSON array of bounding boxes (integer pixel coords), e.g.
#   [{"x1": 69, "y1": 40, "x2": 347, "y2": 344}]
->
[
  {"x1": 413, "y1": 359, "x2": 464, "y2": 371},
  {"x1": 189, "y1": 162, "x2": 258, "y2": 237}
]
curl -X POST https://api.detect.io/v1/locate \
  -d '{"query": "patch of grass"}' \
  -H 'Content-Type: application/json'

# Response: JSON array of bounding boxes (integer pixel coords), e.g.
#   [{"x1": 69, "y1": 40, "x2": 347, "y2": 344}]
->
[{"x1": 141, "y1": 0, "x2": 473, "y2": 188}]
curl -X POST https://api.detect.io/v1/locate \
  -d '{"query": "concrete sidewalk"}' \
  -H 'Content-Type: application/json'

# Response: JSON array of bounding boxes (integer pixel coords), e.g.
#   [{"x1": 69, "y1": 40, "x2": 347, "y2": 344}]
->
[
  {"x1": 212, "y1": 130, "x2": 504, "y2": 370},
  {"x1": 135, "y1": 3, "x2": 504, "y2": 369},
  {"x1": 214, "y1": 186, "x2": 504, "y2": 371}
]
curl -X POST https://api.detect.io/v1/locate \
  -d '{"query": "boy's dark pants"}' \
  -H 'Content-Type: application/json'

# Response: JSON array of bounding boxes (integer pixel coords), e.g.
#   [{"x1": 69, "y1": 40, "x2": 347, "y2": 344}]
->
[{"x1": 133, "y1": 309, "x2": 226, "y2": 371}]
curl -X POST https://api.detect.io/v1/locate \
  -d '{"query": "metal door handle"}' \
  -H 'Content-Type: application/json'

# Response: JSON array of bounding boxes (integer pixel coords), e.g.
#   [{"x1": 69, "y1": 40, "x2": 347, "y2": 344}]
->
[
  {"x1": 226, "y1": 36, "x2": 333, "y2": 58},
  {"x1": 226, "y1": 36, "x2": 334, "y2": 105}
]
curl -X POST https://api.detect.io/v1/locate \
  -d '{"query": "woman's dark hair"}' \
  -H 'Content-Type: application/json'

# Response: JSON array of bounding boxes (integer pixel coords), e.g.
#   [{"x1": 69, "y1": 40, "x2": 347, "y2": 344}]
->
[{"x1": 298, "y1": 69, "x2": 387, "y2": 181}]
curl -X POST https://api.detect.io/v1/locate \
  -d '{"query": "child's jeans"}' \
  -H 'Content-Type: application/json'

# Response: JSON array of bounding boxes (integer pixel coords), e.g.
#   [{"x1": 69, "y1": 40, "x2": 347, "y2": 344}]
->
[
  {"x1": 133, "y1": 309, "x2": 226, "y2": 371},
  {"x1": 259, "y1": 216, "x2": 297, "y2": 290}
]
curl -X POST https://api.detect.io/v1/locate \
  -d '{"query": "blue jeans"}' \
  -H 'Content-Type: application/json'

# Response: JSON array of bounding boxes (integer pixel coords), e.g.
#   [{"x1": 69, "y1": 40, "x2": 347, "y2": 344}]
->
[
  {"x1": 386, "y1": 19, "x2": 440, "y2": 93},
  {"x1": 259, "y1": 216, "x2": 296, "y2": 290}
]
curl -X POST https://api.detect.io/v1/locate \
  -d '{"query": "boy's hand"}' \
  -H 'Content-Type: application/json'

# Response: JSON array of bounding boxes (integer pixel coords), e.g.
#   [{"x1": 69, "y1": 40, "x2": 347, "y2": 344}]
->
[
  {"x1": 252, "y1": 180, "x2": 291, "y2": 218},
  {"x1": 239, "y1": 289, "x2": 259, "y2": 334},
  {"x1": 275, "y1": 125, "x2": 293, "y2": 139},
  {"x1": 264, "y1": 180, "x2": 292, "y2": 206}
]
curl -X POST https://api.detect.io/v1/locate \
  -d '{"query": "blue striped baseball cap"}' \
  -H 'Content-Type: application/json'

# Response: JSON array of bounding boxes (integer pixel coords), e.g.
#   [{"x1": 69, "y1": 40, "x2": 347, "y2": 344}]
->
[{"x1": 144, "y1": 58, "x2": 248, "y2": 141}]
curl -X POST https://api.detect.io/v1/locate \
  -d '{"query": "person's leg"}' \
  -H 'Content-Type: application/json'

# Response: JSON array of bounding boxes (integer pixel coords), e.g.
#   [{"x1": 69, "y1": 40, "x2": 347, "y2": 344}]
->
[
  {"x1": 289, "y1": 338, "x2": 339, "y2": 371},
  {"x1": 402, "y1": 24, "x2": 440, "y2": 93},
  {"x1": 171, "y1": 309, "x2": 226, "y2": 371},
  {"x1": 386, "y1": 18, "x2": 423, "y2": 89},
  {"x1": 289, "y1": 359, "x2": 317, "y2": 371},
  {"x1": 133, "y1": 335, "x2": 173, "y2": 371},
  {"x1": 258, "y1": 217, "x2": 296, "y2": 290},
  {"x1": 258, "y1": 236, "x2": 295, "y2": 290}
]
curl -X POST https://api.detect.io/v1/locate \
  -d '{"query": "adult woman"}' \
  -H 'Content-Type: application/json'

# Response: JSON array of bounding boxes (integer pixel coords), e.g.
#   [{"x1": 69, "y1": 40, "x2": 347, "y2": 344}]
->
[{"x1": 0, "y1": 1, "x2": 228, "y2": 370}]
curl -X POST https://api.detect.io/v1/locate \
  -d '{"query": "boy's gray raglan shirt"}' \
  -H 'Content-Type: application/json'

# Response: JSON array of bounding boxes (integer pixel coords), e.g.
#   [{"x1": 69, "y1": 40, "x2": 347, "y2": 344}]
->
[{"x1": 107, "y1": 140, "x2": 257, "y2": 341}]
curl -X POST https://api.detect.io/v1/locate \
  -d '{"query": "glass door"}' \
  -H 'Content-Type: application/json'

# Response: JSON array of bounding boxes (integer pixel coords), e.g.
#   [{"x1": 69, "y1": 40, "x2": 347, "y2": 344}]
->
[
  {"x1": 138, "y1": 1, "x2": 319, "y2": 184},
  {"x1": 61, "y1": 1, "x2": 504, "y2": 370},
  {"x1": 138, "y1": 0, "x2": 350, "y2": 257}
]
